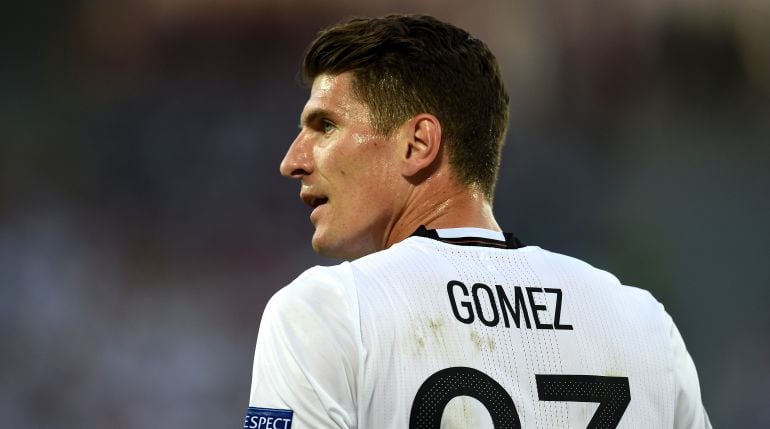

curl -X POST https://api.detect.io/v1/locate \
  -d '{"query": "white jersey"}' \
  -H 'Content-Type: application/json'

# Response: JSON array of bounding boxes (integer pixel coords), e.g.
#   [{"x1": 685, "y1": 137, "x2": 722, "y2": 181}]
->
[{"x1": 245, "y1": 227, "x2": 710, "y2": 429}]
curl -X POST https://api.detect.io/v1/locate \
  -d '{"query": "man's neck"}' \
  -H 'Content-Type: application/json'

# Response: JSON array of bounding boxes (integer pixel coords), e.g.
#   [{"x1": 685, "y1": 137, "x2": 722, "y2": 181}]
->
[{"x1": 382, "y1": 184, "x2": 500, "y2": 250}]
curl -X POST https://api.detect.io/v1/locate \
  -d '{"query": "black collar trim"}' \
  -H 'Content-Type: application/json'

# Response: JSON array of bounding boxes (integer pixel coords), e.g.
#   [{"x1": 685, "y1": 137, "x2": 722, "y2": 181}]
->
[{"x1": 411, "y1": 225, "x2": 525, "y2": 249}]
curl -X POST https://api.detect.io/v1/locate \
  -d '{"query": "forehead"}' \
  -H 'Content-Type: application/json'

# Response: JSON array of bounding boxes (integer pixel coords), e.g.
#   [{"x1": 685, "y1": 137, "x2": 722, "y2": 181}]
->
[{"x1": 301, "y1": 73, "x2": 369, "y2": 123}]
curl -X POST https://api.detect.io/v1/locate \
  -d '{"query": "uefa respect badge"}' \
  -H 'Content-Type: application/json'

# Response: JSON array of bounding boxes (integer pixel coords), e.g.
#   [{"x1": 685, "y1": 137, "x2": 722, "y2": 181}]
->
[{"x1": 243, "y1": 407, "x2": 293, "y2": 429}]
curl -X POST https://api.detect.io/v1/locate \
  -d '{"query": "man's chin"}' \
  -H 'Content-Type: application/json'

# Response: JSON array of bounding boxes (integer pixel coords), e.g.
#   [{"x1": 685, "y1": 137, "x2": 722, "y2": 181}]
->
[
  {"x1": 311, "y1": 233, "x2": 372, "y2": 260},
  {"x1": 311, "y1": 233, "x2": 343, "y2": 259}
]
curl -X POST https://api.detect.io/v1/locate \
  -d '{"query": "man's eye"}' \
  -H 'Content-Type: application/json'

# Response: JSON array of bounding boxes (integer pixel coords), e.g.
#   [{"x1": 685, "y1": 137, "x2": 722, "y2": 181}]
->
[{"x1": 322, "y1": 121, "x2": 335, "y2": 134}]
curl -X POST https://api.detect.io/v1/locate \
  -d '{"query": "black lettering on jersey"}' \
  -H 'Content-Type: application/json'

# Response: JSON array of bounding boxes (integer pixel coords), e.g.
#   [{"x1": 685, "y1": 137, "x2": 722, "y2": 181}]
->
[
  {"x1": 472, "y1": 283, "x2": 500, "y2": 327},
  {"x1": 447, "y1": 281, "x2": 573, "y2": 330},
  {"x1": 496, "y1": 284, "x2": 531, "y2": 329},
  {"x1": 447, "y1": 281, "x2": 473, "y2": 324},
  {"x1": 526, "y1": 287, "x2": 552, "y2": 329},
  {"x1": 545, "y1": 288, "x2": 573, "y2": 330}
]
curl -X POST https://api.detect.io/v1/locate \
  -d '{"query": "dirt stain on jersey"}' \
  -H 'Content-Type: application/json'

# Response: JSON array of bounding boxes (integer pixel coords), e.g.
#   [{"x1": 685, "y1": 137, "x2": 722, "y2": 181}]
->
[
  {"x1": 470, "y1": 329, "x2": 497, "y2": 352},
  {"x1": 427, "y1": 317, "x2": 444, "y2": 336},
  {"x1": 426, "y1": 316, "x2": 447, "y2": 350},
  {"x1": 470, "y1": 329, "x2": 484, "y2": 351},
  {"x1": 487, "y1": 337, "x2": 497, "y2": 351},
  {"x1": 408, "y1": 316, "x2": 446, "y2": 358},
  {"x1": 415, "y1": 334, "x2": 426, "y2": 352},
  {"x1": 410, "y1": 325, "x2": 427, "y2": 357}
]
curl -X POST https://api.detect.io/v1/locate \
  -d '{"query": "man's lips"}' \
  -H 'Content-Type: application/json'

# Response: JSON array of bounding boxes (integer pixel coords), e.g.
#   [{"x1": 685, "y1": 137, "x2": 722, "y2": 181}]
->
[{"x1": 300, "y1": 192, "x2": 328, "y2": 209}]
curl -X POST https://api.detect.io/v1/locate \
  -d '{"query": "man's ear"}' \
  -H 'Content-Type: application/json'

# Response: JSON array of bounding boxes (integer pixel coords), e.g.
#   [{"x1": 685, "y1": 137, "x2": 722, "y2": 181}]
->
[{"x1": 402, "y1": 113, "x2": 442, "y2": 178}]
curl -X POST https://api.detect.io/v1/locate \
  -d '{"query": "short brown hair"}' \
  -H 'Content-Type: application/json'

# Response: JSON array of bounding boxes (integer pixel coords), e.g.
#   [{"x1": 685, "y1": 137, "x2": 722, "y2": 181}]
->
[{"x1": 302, "y1": 14, "x2": 509, "y2": 200}]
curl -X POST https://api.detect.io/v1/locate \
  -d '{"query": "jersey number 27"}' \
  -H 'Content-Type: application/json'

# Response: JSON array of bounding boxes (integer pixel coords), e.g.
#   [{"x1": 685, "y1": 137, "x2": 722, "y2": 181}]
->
[{"x1": 410, "y1": 367, "x2": 630, "y2": 428}]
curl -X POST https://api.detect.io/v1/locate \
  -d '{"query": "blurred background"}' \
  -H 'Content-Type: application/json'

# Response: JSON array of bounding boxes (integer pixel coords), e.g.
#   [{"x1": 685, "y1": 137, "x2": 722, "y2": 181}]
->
[{"x1": 1, "y1": 0, "x2": 768, "y2": 427}]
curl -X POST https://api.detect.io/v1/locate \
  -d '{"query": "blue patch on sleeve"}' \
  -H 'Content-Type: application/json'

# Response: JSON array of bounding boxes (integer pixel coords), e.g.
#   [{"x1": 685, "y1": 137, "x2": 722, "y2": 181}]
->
[{"x1": 243, "y1": 407, "x2": 293, "y2": 429}]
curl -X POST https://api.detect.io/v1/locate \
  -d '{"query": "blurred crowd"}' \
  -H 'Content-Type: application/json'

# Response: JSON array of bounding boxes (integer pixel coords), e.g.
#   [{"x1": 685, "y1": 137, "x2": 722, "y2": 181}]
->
[{"x1": 1, "y1": 1, "x2": 769, "y2": 427}]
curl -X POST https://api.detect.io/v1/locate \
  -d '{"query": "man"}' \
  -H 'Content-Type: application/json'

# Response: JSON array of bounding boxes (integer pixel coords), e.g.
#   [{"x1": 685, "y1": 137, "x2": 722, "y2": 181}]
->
[{"x1": 245, "y1": 14, "x2": 710, "y2": 428}]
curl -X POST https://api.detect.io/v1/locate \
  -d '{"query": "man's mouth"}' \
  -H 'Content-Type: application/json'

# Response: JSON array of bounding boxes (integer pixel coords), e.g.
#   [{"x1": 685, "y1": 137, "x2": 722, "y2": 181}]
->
[{"x1": 301, "y1": 193, "x2": 328, "y2": 209}]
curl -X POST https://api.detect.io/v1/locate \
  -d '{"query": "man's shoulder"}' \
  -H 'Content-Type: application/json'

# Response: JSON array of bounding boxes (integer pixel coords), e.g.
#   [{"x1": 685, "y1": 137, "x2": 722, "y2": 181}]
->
[
  {"x1": 267, "y1": 263, "x2": 356, "y2": 314},
  {"x1": 349, "y1": 236, "x2": 427, "y2": 266},
  {"x1": 536, "y1": 247, "x2": 619, "y2": 281},
  {"x1": 291, "y1": 262, "x2": 354, "y2": 287},
  {"x1": 271, "y1": 237, "x2": 437, "y2": 305},
  {"x1": 538, "y1": 248, "x2": 665, "y2": 306},
  {"x1": 271, "y1": 241, "x2": 419, "y2": 302}
]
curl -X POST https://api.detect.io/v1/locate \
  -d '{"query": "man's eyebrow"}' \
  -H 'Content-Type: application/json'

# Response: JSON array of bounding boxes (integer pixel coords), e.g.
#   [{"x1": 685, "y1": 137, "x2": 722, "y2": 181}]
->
[{"x1": 299, "y1": 108, "x2": 334, "y2": 128}]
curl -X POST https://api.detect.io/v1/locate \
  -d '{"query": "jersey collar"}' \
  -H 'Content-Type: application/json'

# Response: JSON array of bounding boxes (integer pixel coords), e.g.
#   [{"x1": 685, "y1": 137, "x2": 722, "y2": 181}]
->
[{"x1": 411, "y1": 225, "x2": 525, "y2": 249}]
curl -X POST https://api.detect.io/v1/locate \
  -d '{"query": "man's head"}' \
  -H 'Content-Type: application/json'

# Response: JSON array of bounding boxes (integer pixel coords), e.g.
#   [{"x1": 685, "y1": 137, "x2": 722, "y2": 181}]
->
[
  {"x1": 280, "y1": 14, "x2": 509, "y2": 259},
  {"x1": 302, "y1": 14, "x2": 509, "y2": 199}
]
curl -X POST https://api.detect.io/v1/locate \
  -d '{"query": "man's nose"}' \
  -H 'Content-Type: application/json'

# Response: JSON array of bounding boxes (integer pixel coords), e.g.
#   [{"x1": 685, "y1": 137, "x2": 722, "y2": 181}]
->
[{"x1": 279, "y1": 133, "x2": 313, "y2": 179}]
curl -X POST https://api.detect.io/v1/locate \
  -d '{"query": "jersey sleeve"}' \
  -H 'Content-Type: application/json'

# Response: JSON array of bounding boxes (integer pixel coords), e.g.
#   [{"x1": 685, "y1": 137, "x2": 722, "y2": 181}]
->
[
  {"x1": 247, "y1": 265, "x2": 360, "y2": 428},
  {"x1": 670, "y1": 320, "x2": 712, "y2": 428}
]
